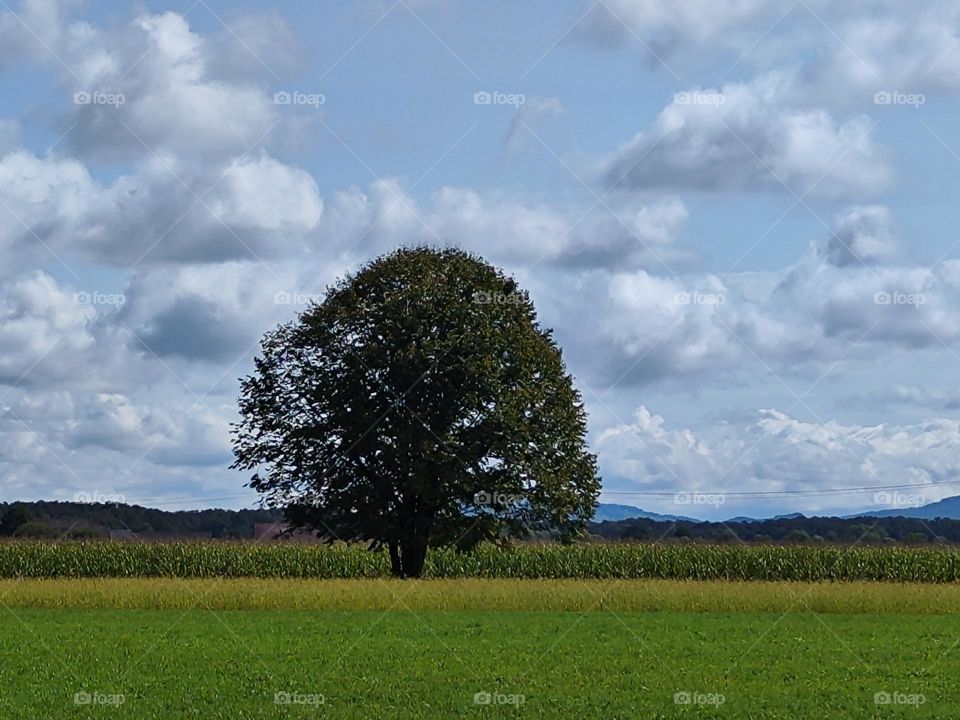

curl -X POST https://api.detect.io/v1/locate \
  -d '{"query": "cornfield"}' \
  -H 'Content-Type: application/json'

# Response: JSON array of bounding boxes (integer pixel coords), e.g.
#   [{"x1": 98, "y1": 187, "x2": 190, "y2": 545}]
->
[{"x1": 2, "y1": 541, "x2": 960, "y2": 582}]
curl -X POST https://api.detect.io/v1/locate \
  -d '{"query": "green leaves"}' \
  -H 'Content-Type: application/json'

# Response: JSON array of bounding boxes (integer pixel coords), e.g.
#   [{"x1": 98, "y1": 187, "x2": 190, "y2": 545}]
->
[{"x1": 232, "y1": 247, "x2": 600, "y2": 575}]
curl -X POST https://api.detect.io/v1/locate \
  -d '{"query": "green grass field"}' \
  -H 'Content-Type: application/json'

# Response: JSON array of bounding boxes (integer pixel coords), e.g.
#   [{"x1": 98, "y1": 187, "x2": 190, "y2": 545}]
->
[{"x1": 0, "y1": 579, "x2": 955, "y2": 718}]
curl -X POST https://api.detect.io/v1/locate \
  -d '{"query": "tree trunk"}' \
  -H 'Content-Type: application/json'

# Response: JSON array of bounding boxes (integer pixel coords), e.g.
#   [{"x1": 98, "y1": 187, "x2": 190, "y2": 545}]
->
[
  {"x1": 399, "y1": 538, "x2": 428, "y2": 578},
  {"x1": 389, "y1": 542, "x2": 402, "y2": 577}
]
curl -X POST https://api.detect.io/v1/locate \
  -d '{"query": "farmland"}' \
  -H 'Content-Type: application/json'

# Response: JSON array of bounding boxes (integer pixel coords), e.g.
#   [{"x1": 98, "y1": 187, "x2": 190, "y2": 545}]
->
[
  {"x1": 4, "y1": 540, "x2": 960, "y2": 582},
  {"x1": 2, "y1": 576, "x2": 960, "y2": 614},
  {"x1": 0, "y1": 542, "x2": 960, "y2": 719},
  {"x1": 1, "y1": 545, "x2": 958, "y2": 717},
  {"x1": 0, "y1": 590, "x2": 953, "y2": 718}
]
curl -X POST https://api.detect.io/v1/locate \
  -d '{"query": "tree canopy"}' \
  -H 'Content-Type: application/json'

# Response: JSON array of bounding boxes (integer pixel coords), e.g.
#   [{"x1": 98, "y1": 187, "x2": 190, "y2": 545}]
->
[
  {"x1": 232, "y1": 246, "x2": 600, "y2": 576},
  {"x1": 0, "y1": 504, "x2": 32, "y2": 536}
]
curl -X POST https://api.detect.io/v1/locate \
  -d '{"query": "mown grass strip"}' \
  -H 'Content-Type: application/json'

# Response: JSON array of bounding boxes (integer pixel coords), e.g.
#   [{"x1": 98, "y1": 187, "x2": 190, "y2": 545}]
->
[
  {"x1": 2, "y1": 577, "x2": 960, "y2": 614},
  {"x1": 3, "y1": 608, "x2": 956, "y2": 719}
]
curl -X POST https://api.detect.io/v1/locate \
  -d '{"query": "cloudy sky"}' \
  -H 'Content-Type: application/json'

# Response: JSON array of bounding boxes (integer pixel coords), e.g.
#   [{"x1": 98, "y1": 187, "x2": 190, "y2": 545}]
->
[{"x1": 2, "y1": 0, "x2": 960, "y2": 519}]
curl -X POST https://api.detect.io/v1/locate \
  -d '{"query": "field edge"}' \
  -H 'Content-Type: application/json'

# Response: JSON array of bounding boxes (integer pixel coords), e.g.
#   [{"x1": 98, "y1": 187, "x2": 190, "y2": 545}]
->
[{"x1": 1, "y1": 577, "x2": 959, "y2": 614}]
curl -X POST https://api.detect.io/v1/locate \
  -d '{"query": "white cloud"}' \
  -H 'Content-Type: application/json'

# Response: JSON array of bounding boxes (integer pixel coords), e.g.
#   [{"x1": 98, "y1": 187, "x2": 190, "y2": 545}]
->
[
  {"x1": 66, "y1": 392, "x2": 232, "y2": 466},
  {"x1": 604, "y1": 73, "x2": 891, "y2": 198},
  {"x1": 317, "y1": 180, "x2": 691, "y2": 272},
  {"x1": 598, "y1": 404, "x2": 960, "y2": 517},
  {"x1": 822, "y1": 205, "x2": 899, "y2": 267},
  {"x1": 806, "y1": 3, "x2": 960, "y2": 101},
  {"x1": 0, "y1": 147, "x2": 103, "y2": 277},
  {"x1": 0, "y1": 386, "x2": 238, "y2": 505},
  {"x1": 564, "y1": 220, "x2": 960, "y2": 388},
  {"x1": 0, "y1": 272, "x2": 160, "y2": 392},
  {"x1": 62, "y1": 11, "x2": 278, "y2": 160},
  {"x1": 0, "y1": 272, "x2": 97, "y2": 387},
  {"x1": 0, "y1": 0, "x2": 69, "y2": 70},
  {"x1": 580, "y1": 1, "x2": 960, "y2": 105},
  {"x1": 0, "y1": 145, "x2": 323, "y2": 269},
  {"x1": 581, "y1": 0, "x2": 774, "y2": 51},
  {"x1": 0, "y1": 8, "x2": 324, "y2": 275},
  {"x1": 503, "y1": 96, "x2": 564, "y2": 151}
]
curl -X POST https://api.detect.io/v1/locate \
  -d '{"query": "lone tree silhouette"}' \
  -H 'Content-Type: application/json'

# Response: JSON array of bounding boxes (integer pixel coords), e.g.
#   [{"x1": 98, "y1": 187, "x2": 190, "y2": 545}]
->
[{"x1": 232, "y1": 247, "x2": 599, "y2": 577}]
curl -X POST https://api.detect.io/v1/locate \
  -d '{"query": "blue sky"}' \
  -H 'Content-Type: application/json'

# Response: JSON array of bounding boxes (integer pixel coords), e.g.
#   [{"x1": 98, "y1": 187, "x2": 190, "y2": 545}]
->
[{"x1": 2, "y1": 0, "x2": 960, "y2": 519}]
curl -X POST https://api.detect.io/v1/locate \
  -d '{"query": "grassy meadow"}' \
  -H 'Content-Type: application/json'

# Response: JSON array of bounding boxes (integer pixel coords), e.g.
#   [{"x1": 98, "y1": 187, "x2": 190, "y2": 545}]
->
[
  {"x1": 0, "y1": 600, "x2": 952, "y2": 718},
  {"x1": 2, "y1": 546, "x2": 958, "y2": 717},
  {"x1": 0, "y1": 576, "x2": 954, "y2": 717}
]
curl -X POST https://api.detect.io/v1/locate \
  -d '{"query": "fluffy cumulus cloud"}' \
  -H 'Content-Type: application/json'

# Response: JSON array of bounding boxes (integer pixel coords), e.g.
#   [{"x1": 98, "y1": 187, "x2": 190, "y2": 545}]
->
[
  {"x1": 580, "y1": 1, "x2": 960, "y2": 102},
  {"x1": 0, "y1": 144, "x2": 322, "y2": 269},
  {"x1": 604, "y1": 74, "x2": 890, "y2": 198},
  {"x1": 0, "y1": 4, "x2": 326, "y2": 505},
  {"x1": 0, "y1": 273, "x2": 94, "y2": 388},
  {"x1": 542, "y1": 204, "x2": 960, "y2": 390},
  {"x1": 0, "y1": 6, "x2": 322, "y2": 272},
  {"x1": 0, "y1": 387, "x2": 237, "y2": 505},
  {"x1": 579, "y1": 0, "x2": 774, "y2": 54},
  {"x1": 595, "y1": 262, "x2": 960, "y2": 387},
  {"x1": 83, "y1": 153, "x2": 323, "y2": 264},
  {"x1": 0, "y1": 269, "x2": 240, "y2": 504},
  {"x1": 61, "y1": 11, "x2": 278, "y2": 160},
  {"x1": 316, "y1": 179, "x2": 691, "y2": 271},
  {"x1": 0, "y1": 0, "x2": 68, "y2": 70},
  {"x1": 597, "y1": 405, "x2": 960, "y2": 518},
  {"x1": 822, "y1": 205, "x2": 899, "y2": 268},
  {"x1": 118, "y1": 259, "x2": 313, "y2": 363},
  {"x1": 806, "y1": 2, "x2": 960, "y2": 102},
  {"x1": 64, "y1": 392, "x2": 232, "y2": 468}
]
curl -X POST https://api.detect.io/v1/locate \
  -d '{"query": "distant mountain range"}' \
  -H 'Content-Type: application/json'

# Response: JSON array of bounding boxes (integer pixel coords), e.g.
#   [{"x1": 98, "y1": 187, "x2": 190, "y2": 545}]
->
[
  {"x1": 594, "y1": 503, "x2": 805, "y2": 523},
  {"x1": 725, "y1": 512, "x2": 806, "y2": 523},
  {"x1": 596, "y1": 495, "x2": 960, "y2": 523},
  {"x1": 846, "y1": 494, "x2": 960, "y2": 520},
  {"x1": 593, "y1": 504, "x2": 697, "y2": 522}
]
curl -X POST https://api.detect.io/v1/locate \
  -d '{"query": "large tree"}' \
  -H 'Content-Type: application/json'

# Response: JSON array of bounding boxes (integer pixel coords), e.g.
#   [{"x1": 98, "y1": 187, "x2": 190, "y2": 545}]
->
[{"x1": 232, "y1": 247, "x2": 599, "y2": 577}]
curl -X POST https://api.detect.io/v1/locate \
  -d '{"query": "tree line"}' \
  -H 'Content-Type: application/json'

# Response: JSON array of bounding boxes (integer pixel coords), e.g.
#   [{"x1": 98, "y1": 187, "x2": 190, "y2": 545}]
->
[
  {"x1": 590, "y1": 515, "x2": 960, "y2": 544},
  {"x1": 0, "y1": 501, "x2": 284, "y2": 539},
  {"x1": 5, "y1": 500, "x2": 960, "y2": 546}
]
